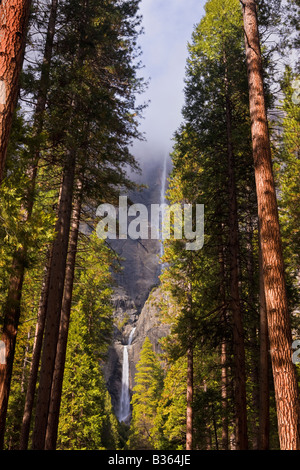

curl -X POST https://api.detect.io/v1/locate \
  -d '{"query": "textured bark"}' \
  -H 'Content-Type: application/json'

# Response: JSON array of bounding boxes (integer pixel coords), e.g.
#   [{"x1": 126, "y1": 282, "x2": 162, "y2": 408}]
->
[
  {"x1": 218, "y1": 238, "x2": 229, "y2": 450},
  {"x1": 32, "y1": 154, "x2": 76, "y2": 450},
  {"x1": 45, "y1": 178, "x2": 83, "y2": 450},
  {"x1": 258, "y1": 234, "x2": 270, "y2": 450},
  {"x1": 186, "y1": 280, "x2": 193, "y2": 451},
  {"x1": 220, "y1": 337, "x2": 228, "y2": 450},
  {"x1": 241, "y1": 0, "x2": 300, "y2": 450},
  {"x1": 0, "y1": 0, "x2": 32, "y2": 182},
  {"x1": 32, "y1": 0, "x2": 88, "y2": 448},
  {"x1": 224, "y1": 61, "x2": 248, "y2": 450},
  {"x1": 247, "y1": 221, "x2": 259, "y2": 449},
  {"x1": 186, "y1": 343, "x2": 193, "y2": 451},
  {"x1": 0, "y1": 250, "x2": 25, "y2": 449},
  {"x1": 20, "y1": 328, "x2": 32, "y2": 394},
  {"x1": 259, "y1": 233, "x2": 270, "y2": 450},
  {"x1": 19, "y1": 247, "x2": 52, "y2": 450},
  {"x1": 0, "y1": 1, "x2": 58, "y2": 448}
]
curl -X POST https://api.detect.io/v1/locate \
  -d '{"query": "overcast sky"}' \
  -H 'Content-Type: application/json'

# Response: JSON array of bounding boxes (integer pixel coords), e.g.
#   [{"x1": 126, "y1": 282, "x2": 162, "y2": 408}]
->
[{"x1": 131, "y1": 0, "x2": 205, "y2": 169}]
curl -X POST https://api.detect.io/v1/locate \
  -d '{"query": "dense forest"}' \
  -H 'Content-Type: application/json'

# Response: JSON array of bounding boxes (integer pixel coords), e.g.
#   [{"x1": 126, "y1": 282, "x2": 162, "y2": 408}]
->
[{"x1": 0, "y1": 0, "x2": 299, "y2": 452}]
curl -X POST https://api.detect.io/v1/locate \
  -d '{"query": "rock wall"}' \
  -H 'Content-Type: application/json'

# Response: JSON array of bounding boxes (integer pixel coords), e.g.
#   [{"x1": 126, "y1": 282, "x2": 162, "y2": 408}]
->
[
  {"x1": 102, "y1": 156, "x2": 171, "y2": 418},
  {"x1": 129, "y1": 287, "x2": 170, "y2": 389},
  {"x1": 104, "y1": 286, "x2": 170, "y2": 419}
]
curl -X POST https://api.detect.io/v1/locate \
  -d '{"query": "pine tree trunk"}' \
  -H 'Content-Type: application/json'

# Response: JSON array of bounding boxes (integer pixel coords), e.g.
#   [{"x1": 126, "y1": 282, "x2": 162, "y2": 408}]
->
[
  {"x1": 0, "y1": 0, "x2": 33, "y2": 444},
  {"x1": 186, "y1": 343, "x2": 193, "y2": 451},
  {"x1": 241, "y1": 0, "x2": 300, "y2": 449},
  {"x1": 218, "y1": 233, "x2": 229, "y2": 450},
  {"x1": 186, "y1": 279, "x2": 193, "y2": 451},
  {"x1": 224, "y1": 62, "x2": 248, "y2": 450},
  {"x1": 247, "y1": 221, "x2": 259, "y2": 449},
  {"x1": 0, "y1": 0, "x2": 32, "y2": 182},
  {"x1": 258, "y1": 230, "x2": 270, "y2": 450},
  {"x1": 211, "y1": 403, "x2": 219, "y2": 450},
  {"x1": 19, "y1": 247, "x2": 52, "y2": 450},
  {"x1": 20, "y1": 328, "x2": 32, "y2": 394},
  {"x1": 220, "y1": 337, "x2": 228, "y2": 450},
  {"x1": 45, "y1": 177, "x2": 83, "y2": 450},
  {"x1": 32, "y1": 153, "x2": 76, "y2": 450},
  {"x1": 0, "y1": 2, "x2": 58, "y2": 447},
  {"x1": 0, "y1": 250, "x2": 25, "y2": 449},
  {"x1": 32, "y1": 0, "x2": 88, "y2": 448}
]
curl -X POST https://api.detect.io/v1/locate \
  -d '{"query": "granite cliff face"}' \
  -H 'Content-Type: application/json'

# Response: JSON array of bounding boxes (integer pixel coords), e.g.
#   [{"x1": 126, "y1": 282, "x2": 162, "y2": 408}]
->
[
  {"x1": 102, "y1": 156, "x2": 171, "y2": 419},
  {"x1": 129, "y1": 286, "x2": 170, "y2": 386}
]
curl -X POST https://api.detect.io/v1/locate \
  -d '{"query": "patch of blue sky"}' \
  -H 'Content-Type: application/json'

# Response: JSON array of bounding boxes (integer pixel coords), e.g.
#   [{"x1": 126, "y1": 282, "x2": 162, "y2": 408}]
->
[{"x1": 132, "y1": 0, "x2": 205, "y2": 161}]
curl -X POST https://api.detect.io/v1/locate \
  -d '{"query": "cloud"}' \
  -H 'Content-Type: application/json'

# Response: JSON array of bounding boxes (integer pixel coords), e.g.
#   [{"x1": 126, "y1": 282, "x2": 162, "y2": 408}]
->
[{"x1": 132, "y1": 0, "x2": 205, "y2": 164}]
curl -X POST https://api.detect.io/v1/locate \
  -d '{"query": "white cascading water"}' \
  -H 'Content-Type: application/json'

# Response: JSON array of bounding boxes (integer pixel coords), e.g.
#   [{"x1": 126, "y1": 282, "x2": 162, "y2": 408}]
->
[
  {"x1": 118, "y1": 327, "x2": 136, "y2": 423},
  {"x1": 160, "y1": 154, "x2": 168, "y2": 259}
]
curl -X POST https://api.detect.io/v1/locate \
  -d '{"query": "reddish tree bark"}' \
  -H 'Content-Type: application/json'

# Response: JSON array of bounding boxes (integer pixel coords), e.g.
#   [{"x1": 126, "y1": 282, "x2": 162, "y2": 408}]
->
[
  {"x1": 0, "y1": 0, "x2": 58, "y2": 449},
  {"x1": 0, "y1": 2, "x2": 33, "y2": 430},
  {"x1": 218, "y1": 236, "x2": 229, "y2": 450},
  {"x1": 0, "y1": 0, "x2": 32, "y2": 182},
  {"x1": 246, "y1": 220, "x2": 259, "y2": 449},
  {"x1": 258, "y1": 232, "x2": 270, "y2": 450},
  {"x1": 241, "y1": 0, "x2": 300, "y2": 450},
  {"x1": 19, "y1": 247, "x2": 52, "y2": 450},
  {"x1": 45, "y1": 177, "x2": 83, "y2": 450},
  {"x1": 32, "y1": 153, "x2": 76, "y2": 450},
  {"x1": 186, "y1": 280, "x2": 193, "y2": 451},
  {"x1": 0, "y1": 250, "x2": 25, "y2": 449},
  {"x1": 186, "y1": 343, "x2": 193, "y2": 451}
]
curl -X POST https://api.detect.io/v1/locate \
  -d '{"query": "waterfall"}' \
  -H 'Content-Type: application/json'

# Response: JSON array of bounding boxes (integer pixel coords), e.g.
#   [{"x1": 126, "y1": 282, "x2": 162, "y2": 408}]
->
[
  {"x1": 160, "y1": 154, "x2": 168, "y2": 259},
  {"x1": 118, "y1": 327, "x2": 136, "y2": 423}
]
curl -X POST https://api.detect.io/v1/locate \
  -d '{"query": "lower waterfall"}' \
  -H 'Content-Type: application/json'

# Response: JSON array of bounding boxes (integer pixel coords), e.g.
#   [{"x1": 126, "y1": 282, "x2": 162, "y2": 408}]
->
[{"x1": 118, "y1": 327, "x2": 136, "y2": 423}]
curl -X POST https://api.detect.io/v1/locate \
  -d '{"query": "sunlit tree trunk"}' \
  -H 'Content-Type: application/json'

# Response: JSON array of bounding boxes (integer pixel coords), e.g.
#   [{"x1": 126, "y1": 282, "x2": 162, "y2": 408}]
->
[
  {"x1": 0, "y1": 1, "x2": 58, "y2": 449},
  {"x1": 0, "y1": 0, "x2": 32, "y2": 182},
  {"x1": 258, "y1": 231, "x2": 270, "y2": 450},
  {"x1": 0, "y1": 0, "x2": 32, "y2": 440},
  {"x1": 241, "y1": 0, "x2": 300, "y2": 450}
]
